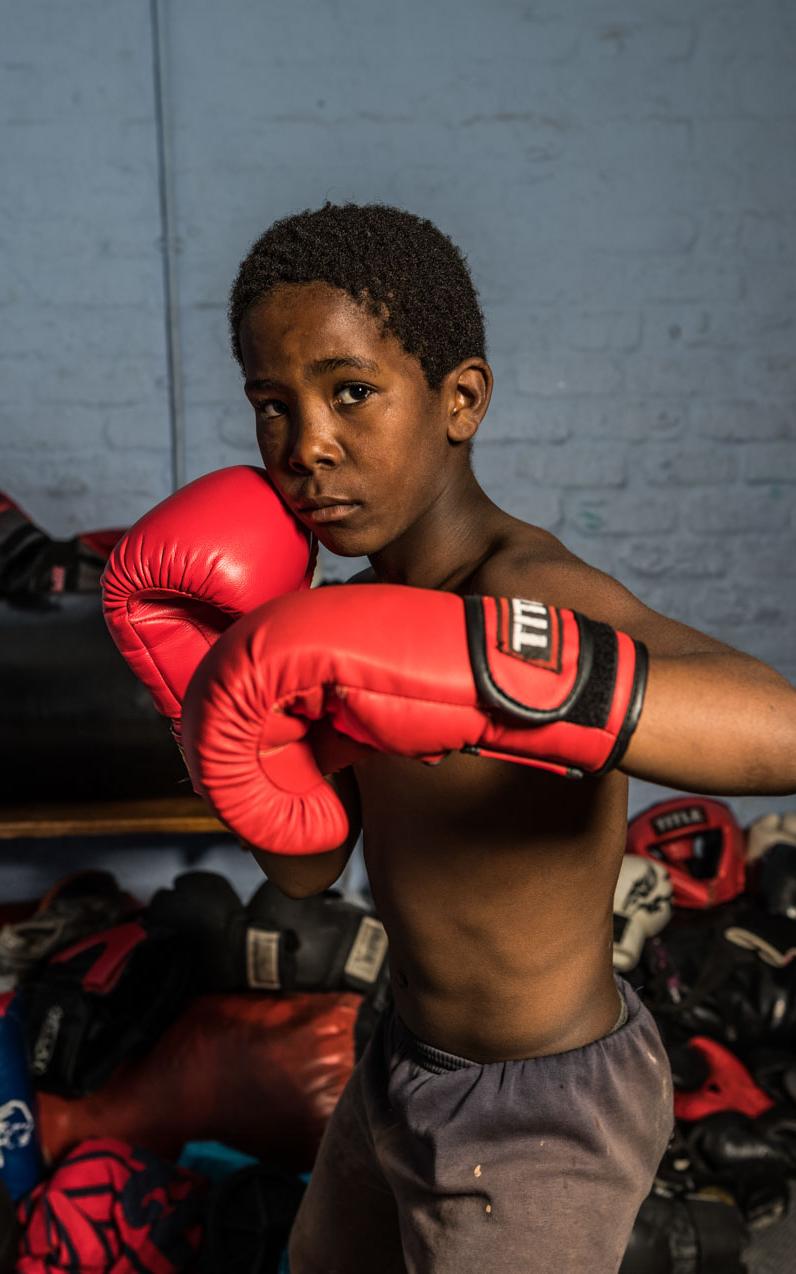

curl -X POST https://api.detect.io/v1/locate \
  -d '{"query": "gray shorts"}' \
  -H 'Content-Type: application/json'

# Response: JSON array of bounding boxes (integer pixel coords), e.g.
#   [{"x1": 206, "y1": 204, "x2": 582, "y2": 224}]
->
[{"x1": 289, "y1": 974, "x2": 674, "y2": 1274}]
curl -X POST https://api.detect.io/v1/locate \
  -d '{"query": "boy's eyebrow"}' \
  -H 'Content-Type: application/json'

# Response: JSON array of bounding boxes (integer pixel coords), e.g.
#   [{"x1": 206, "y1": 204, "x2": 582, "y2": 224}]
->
[
  {"x1": 307, "y1": 355, "x2": 381, "y2": 376},
  {"x1": 244, "y1": 354, "x2": 380, "y2": 393}
]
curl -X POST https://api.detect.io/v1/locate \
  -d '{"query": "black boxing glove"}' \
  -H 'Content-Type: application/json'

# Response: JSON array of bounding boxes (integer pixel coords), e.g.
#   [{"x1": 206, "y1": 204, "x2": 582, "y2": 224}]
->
[
  {"x1": 723, "y1": 906, "x2": 796, "y2": 968},
  {"x1": 24, "y1": 921, "x2": 193, "y2": 1097},
  {"x1": 685, "y1": 1112, "x2": 791, "y2": 1228},
  {"x1": 645, "y1": 912, "x2": 796, "y2": 1049},
  {"x1": 686, "y1": 1110, "x2": 792, "y2": 1178},
  {"x1": 619, "y1": 1188, "x2": 748, "y2": 1274},
  {"x1": 619, "y1": 1194, "x2": 672, "y2": 1274},
  {"x1": 746, "y1": 812, "x2": 796, "y2": 863},
  {"x1": 755, "y1": 1105, "x2": 796, "y2": 1175},
  {"x1": 244, "y1": 882, "x2": 389, "y2": 996},
  {"x1": 147, "y1": 872, "x2": 248, "y2": 993},
  {"x1": 744, "y1": 1046, "x2": 796, "y2": 1107},
  {"x1": 148, "y1": 872, "x2": 390, "y2": 998},
  {"x1": 756, "y1": 844, "x2": 796, "y2": 919}
]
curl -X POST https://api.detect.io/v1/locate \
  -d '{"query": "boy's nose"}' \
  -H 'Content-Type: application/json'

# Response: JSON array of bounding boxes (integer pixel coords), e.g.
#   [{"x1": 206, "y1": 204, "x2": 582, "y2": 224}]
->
[{"x1": 288, "y1": 413, "x2": 343, "y2": 473}]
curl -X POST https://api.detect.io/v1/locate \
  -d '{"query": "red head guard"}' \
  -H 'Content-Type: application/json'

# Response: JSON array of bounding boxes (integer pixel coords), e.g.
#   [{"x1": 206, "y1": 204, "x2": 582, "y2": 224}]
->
[{"x1": 627, "y1": 796, "x2": 745, "y2": 909}]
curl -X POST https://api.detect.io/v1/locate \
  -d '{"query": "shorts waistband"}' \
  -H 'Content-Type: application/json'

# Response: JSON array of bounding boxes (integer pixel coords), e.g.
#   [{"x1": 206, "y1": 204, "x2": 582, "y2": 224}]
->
[
  {"x1": 392, "y1": 1015, "x2": 476, "y2": 1073},
  {"x1": 609, "y1": 984, "x2": 629, "y2": 1034},
  {"x1": 390, "y1": 976, "x2": 631, "y2": 1075}
]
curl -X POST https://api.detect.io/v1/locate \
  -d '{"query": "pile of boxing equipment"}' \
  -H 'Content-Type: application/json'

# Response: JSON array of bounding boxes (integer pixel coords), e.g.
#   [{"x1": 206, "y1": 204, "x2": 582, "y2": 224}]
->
[
  {"x1": 0, "y1": 866, "x2": 390, "y2": 1271},
  {"x1": 616, "y1": 798, "x2": 796, "y2": 1273}
]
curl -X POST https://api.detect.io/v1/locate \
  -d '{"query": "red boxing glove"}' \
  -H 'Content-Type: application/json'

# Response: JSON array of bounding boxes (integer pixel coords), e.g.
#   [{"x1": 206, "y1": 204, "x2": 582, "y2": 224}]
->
[
  {"x1": 181, "y1": 584, "x2": 648, "y2": 855},
  {"x1": 101, "y1": 466, "x2": 315, "y2": 742}
]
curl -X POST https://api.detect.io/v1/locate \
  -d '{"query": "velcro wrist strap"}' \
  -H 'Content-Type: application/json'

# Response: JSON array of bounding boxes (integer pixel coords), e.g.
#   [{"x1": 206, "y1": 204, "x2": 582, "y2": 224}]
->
[
  {"x1": 464, "y1": 595, "x2": 648, "y2": 774},
  {"x1": 464, "y1": 596, "x2": 589, "y2": 722}
]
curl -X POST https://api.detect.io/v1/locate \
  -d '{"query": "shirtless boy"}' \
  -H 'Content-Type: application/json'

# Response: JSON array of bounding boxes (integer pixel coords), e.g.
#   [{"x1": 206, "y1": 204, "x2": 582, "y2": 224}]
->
[{"x1": 105, "y1": 203, "x2": 796, "y2": 1273}]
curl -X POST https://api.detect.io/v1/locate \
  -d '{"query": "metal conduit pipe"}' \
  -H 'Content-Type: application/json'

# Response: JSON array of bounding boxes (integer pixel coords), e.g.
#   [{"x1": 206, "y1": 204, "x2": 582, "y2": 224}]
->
[{"x1": 150, "y1": 0, "x2": 185, "y2": 492}]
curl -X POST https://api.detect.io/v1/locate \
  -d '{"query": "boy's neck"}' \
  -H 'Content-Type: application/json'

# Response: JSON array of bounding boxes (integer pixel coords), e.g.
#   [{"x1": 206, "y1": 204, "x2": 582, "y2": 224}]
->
[{"x1": 368, "y1": 471, "x2": 504, "y2": 593}]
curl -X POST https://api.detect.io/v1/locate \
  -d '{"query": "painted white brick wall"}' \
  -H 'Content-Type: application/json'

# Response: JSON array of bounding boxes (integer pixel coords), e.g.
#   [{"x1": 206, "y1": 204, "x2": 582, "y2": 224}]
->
[
  {"x1": 2, "y1": 0, "x2": 794, "y2": 852},
  {"x1": 1, "y1": 1, "x2": 173, "y2": 529}
]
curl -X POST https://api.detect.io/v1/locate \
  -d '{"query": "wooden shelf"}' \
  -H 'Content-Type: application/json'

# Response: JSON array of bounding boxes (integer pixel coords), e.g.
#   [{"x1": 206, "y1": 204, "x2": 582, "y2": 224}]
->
[{"x1": 0, "y1": 796, "x2": 229, "y2": 839}]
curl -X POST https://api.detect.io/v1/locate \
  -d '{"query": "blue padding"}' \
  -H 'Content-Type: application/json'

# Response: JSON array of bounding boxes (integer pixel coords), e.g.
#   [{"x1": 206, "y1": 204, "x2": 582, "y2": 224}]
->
[{"x1": 0, "y1": 991, "x2": 43, "y2": 1200}]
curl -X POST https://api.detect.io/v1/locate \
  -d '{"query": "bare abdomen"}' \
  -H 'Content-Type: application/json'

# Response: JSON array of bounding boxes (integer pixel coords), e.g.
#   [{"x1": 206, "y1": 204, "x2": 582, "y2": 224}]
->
[{"x1": 356, "y1": 751, "x2": 630, "y2": 1060}]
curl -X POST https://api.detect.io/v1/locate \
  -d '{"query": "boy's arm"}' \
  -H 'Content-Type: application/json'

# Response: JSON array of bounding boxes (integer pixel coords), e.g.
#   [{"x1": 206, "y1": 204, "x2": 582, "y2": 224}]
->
[
  {"x1": 619, "y1": 612, "x2": 796, "y2": 795},
  {"x1": 247, "y1": 766, "x2": 362, "y2": 896},
  {"x1": 502, "y1": 555, "x2": 796, "y2": 796}
]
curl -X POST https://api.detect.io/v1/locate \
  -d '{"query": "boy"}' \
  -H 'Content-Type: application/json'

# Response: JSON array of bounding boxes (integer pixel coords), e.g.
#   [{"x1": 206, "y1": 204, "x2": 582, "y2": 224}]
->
[{"x1": 113, "y1": 203, "x2": 796, "y2": 1272}]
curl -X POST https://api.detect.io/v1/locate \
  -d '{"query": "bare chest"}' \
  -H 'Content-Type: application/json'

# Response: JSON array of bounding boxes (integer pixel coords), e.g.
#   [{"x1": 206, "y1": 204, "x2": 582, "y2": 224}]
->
[{"x1": 355, "y1": 751, "x2": 628, "y2": 963}]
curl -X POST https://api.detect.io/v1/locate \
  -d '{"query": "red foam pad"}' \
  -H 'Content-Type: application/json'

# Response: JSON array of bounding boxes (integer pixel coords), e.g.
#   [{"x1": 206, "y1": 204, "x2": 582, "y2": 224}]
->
[{"x1": 38, "y1": 990, "x2": 362, "y2": 1173}]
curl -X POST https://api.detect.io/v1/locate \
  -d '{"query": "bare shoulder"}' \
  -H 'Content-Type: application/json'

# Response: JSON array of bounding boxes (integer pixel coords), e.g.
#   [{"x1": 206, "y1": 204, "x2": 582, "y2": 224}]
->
[
  {"x1": 471, "y1": 526, "x2": 740, "y2": 659},
  {"x1": 470, "y1": 524, "x2": 606, "y2": 609}
]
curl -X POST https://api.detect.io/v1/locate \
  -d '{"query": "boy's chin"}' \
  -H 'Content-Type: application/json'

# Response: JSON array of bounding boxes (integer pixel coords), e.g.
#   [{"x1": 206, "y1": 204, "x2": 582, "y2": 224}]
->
[{"x1": 315, "y1": 527, "x2": 381, "y2": 558}]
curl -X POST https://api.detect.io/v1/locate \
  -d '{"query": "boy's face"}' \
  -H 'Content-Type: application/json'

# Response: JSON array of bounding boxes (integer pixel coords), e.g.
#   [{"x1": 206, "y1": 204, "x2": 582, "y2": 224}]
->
[{"x1": 239, "y1": 282, "x2": 465, "y2": 557}]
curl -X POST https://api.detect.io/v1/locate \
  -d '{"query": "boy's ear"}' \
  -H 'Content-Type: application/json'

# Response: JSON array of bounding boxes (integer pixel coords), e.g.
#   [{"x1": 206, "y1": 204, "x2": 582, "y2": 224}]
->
[{"x1": 446, "y1": 359, "x2": 493, "y2": 444}]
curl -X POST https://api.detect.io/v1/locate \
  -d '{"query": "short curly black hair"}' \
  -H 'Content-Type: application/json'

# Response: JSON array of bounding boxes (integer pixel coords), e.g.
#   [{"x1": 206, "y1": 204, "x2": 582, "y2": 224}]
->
[{"x1": 228, "y1": 202, "x2": 487, "y2": 390}]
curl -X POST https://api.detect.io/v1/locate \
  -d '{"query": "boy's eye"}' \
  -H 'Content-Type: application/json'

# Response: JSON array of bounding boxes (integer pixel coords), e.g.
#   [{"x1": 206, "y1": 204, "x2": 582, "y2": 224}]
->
[
  {"x1": 256, "y1": 383, "x2": 373, "y2": 417},
  {"x1": 336, "y1": 383, "x2": 373, "y2": 405},
  {"x1": 257, "y1": 400, "x2": 286, "y2": 419}
]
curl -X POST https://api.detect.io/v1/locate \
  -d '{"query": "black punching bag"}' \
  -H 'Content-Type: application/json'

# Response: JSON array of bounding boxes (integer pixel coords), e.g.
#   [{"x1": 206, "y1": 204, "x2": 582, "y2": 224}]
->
[{"x1": 0, "y1": 592, "x2": 185, "y2": 803}]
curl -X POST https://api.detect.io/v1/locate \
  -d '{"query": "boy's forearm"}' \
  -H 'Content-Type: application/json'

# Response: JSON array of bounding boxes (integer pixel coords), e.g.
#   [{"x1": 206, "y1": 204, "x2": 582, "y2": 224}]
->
[
  {"x1": 619, "y1": 651, "x2": 796, "y2": 795},
  {"x1": 247, "y1": 840, "x2": 356, "y2": 898}
]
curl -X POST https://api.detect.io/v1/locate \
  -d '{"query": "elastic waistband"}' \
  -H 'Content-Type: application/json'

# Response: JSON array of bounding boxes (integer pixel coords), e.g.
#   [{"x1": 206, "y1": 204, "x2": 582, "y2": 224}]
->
[
  {"x1": 391, "y1": 1012, "x2": 476, "y2": 1073},
  {"x1": 390, "y1": 975, "x2": 632, "y2": 1075}
]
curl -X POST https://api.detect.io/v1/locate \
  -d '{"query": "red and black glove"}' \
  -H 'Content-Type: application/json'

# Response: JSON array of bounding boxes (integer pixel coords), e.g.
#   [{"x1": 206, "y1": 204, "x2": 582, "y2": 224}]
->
[{"x1": 181, "y1": 583, "x2": 648, "y2": 854}]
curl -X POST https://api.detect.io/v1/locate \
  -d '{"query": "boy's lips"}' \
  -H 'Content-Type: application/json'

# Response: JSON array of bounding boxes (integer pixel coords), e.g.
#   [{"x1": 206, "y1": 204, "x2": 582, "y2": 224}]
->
[{"x1": 297, "y1": 497, "x2": 362, "y2": 524}]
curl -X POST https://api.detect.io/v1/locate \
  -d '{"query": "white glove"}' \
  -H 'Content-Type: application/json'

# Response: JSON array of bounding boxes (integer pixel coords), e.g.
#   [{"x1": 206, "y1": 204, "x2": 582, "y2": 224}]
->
[{"x1": 612, "y1": 854, "x2": 673, "y2": 972}]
